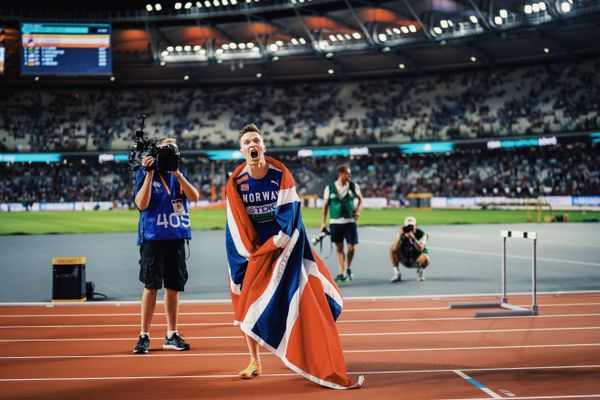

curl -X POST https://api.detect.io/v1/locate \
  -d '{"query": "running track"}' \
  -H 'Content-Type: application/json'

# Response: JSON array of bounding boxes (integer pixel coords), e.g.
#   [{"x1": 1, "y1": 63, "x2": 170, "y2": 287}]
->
[{"x1": 0, "y1": 292, "x2": 599, "y2": 399}]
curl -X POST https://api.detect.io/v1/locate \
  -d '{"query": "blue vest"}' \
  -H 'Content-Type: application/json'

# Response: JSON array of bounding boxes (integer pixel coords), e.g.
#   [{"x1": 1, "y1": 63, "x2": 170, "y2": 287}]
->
[
  {"x1": 235, "y1": 165, "x2": 282, "y2": 244},
  {"x1": 135, "y1": 169, "x2": 192, "y2": 245}
]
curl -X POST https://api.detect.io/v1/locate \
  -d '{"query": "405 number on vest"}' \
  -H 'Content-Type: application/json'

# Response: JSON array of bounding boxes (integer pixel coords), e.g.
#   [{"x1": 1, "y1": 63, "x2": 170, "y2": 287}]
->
[{"x1": 155, "y1": 213, "x2": 191, "y2": 228}]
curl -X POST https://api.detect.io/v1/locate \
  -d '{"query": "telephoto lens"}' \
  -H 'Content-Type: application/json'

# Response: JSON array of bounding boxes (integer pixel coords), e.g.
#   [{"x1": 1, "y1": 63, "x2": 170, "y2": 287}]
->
[{"x1": 311, "y1": 229, "x2": 329, "y2": 245}]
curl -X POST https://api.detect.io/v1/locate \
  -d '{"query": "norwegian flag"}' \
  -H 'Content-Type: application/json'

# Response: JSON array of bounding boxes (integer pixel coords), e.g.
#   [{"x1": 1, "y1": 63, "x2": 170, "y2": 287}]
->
[{"x1": 225, "y1": 156, "x2": 363, "y2": 389}]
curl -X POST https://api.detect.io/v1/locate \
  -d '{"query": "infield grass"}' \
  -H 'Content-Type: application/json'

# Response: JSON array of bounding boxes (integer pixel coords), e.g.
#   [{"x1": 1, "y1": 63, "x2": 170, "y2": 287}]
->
[{"x1": 0, "y1": 208, "x2": 597, "y2": 235}]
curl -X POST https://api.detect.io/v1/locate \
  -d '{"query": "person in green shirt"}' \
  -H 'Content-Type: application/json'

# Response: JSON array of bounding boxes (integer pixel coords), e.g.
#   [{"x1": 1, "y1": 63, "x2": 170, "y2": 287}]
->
[
  {"x1": 389, "y1": 216, "x2": 430, "y2": 282},
  {"x1": 320, "y1": 164, "x2": 363, "y2": 283}
]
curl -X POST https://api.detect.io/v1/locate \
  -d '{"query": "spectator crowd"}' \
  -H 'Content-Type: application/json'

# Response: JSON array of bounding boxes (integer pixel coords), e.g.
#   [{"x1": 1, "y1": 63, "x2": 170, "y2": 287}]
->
[
  {"x1": 1, "y1": 143, "x2": 597, "y2": 205},
  {"x1": 1, "y1": 58, "x2": 599, "y2": 152}
]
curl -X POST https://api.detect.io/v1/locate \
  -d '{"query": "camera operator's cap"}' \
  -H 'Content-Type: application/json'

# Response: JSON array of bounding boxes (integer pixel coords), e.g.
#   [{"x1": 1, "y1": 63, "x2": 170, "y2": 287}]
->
[{"x1": 404, "y1": 216, "x2": 417, "y2": 227}]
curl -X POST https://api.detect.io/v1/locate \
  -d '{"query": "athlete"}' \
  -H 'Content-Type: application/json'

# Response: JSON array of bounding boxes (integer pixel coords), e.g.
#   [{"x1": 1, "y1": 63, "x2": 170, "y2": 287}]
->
[
  {"x1": 225, "y1": 124, "x2": 362, "y2": 388},
  {"x1": 132, "y1": 138, "x2": 200, "y2": 354},
  {"x1": 230, "y1": 124, "x2": 282, "y2": 378}
]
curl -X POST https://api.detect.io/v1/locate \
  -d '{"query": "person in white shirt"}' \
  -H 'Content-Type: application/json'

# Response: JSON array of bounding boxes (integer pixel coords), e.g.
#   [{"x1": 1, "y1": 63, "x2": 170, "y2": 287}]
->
[{"x1": 320, "y1": 164, "x2": 363, "y2": 283}]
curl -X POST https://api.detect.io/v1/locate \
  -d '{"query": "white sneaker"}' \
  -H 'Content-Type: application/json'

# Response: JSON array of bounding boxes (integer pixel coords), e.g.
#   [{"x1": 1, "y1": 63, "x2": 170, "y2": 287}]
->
[
  {"x1": 390, "y1": 273, "x2": 402, "y2": 283},
  {"x1": 417, "y1": 268, "x2": 425, "y2": 281}
]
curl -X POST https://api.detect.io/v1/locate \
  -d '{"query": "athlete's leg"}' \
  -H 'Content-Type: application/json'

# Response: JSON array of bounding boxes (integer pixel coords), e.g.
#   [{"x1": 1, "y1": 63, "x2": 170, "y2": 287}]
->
[
  {"x1": 244, "y1": 334, "x2": 261, "y2": 363},
  {"x1": 239, "y1": 334, "x2": 262, "y2": 378}
]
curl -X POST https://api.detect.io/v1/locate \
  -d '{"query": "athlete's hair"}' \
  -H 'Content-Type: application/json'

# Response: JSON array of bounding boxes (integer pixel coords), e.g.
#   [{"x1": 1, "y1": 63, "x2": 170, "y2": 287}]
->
[
  {"x1": 336, "y1": 164, "x2": 350, "y2": 175},
  {"x1": 239, "y1": 123, "x2": 260, "y2": 140}
]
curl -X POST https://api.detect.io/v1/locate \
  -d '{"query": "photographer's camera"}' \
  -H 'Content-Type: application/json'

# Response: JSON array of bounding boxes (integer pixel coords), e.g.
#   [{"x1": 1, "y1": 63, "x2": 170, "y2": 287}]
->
[
  {"x1": 311, "y1": 228, "x2": 330, "y2": 245},
  {"x1": 129, "y1": 114, "x2": 180, "y2": 172}
]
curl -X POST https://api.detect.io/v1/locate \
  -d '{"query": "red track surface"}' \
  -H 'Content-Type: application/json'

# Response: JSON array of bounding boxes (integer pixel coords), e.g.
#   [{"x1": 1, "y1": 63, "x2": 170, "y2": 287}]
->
[{"x1": 1, "y1": 293, "x2": 599, "y2": 400}]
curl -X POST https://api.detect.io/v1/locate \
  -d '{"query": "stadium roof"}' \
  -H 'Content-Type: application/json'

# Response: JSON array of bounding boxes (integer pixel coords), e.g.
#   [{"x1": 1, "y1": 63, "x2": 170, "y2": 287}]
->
[{"x1": 1, "y1": 0, "x2": 600, "y2": 84}]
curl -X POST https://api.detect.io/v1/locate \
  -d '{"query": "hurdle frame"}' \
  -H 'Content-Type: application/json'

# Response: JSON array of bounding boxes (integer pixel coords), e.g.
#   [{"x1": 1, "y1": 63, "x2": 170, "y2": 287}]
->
[{"x1": 450, "y1": 230, "x2": 538, "y2": 317}]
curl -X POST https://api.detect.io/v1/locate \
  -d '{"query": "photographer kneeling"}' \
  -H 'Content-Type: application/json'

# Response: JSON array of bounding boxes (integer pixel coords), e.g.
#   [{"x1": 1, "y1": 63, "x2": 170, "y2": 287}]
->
[
  {"x1": 133, "y1": 138, "x2": 200, "y2": 354},
  {"x1": 389, "y1": 216, "x2": 430, "y2": 283}
]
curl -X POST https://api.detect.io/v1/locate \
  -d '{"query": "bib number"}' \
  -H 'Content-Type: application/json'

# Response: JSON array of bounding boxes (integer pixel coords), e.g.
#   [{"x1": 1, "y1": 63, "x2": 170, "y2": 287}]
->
[{"x1": 156, "y1": 213, "x2": 190, "y2": 229}]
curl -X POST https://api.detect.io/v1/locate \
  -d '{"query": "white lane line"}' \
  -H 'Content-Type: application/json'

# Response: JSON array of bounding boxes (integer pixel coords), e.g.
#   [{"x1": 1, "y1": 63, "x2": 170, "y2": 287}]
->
[
  {"x1": 363, "y1": 364, "x2": 600, "y2": 374},
  {"x1": 0, "y1": 336, "x2": 243, "y2": 343},
  {"x1": 2, "y1": 291, "x2": 598, "y2": 308},
  {"x1": 346, "y1": 343, "x2": 600, "y2": 354},
  {"x1": 341, "y1": 326, "x2": 600, "y2": 337},
  {"x1": 346, "y1": 303, "x2": 600, "y2": 310},
  {"x1": 1, "y1": 343, "x2": 599, "y2": 360},
  {"x1": 2, "y1": 313, "x2": 600, "y2": 329},
  {"x1": 361, "y1": 240, "x2": 600, "y2": 267},
  {"x1": 366, "y1": 227, "x2": 600, "y2": 249},
  {"x1": 402, "y1": 231, "x2": 600, "y2": 249},
  {"x1": 0, "y1": 312, "x2": 233, "y2": 318},
  {"x1": 0, "y1": 322, "x2": 231, "y2": 329},
  {"x1": 1, "y1": 326, "x2": 598, "y2": 343},
  {"x1": 0, "y1": 364, "x2": 598, "y2": 383},
  {"x1": 340, "y1": 313, "x2": 600, "y2": 324},
  {"x1": 454, "y1": 370, "x2": 502, "y2": 399},
  {"x1": 451, "y1": 396, "x2": 600, "y2": 400},
  {"x1": 2, "y1": 302, "x2": 599, "y2": 318}
]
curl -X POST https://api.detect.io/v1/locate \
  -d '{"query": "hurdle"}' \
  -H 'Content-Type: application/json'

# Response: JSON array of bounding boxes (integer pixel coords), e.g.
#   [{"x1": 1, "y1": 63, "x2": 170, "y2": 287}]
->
[{"x1": 450, "y1": 230, "x2": 538, "y2": 317}]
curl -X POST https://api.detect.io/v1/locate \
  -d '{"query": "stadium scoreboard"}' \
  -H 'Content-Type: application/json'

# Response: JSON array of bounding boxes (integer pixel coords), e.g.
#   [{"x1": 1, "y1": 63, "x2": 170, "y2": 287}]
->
[{"x1": 21, "y1": 22, "x2": 111, "y2": 75}]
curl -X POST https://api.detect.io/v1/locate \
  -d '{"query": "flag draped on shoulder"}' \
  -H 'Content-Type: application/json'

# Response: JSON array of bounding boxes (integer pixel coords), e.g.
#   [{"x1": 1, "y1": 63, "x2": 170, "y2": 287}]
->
[{"x1": 225, "y1": 156, "x2": 363, "y2": 389}]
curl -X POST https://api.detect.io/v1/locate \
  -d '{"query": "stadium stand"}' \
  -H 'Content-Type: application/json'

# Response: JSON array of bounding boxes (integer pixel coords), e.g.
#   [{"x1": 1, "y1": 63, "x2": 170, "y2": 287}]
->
[
  {"x1": 1, "y1": 142, "x2": 597, "y2": 205},
  {"x1": 351, "y1": 142, "x2": 599, "y2": 199},
  {"x1": 1, "y1": 58, "x2": 598, "y2": 151}
]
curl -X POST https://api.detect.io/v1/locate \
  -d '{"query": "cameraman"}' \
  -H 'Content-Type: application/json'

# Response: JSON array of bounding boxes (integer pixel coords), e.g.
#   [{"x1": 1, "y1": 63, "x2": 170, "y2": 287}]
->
[
  {"x1": 133, "y1": 138, "x2": 200, "y2": 354},
  {"x1": 389, "y1": 216, "x2": 430, "y2": 282},
  {"x1": 320, "y1": 164, "x2": 362, "y2": 283}
]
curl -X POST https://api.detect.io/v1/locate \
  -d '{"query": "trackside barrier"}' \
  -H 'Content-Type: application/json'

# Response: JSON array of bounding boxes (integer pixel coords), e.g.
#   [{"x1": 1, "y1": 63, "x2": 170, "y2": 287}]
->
[{"x1": 450, "y1": 230, "x2": 538, "y2": 317}]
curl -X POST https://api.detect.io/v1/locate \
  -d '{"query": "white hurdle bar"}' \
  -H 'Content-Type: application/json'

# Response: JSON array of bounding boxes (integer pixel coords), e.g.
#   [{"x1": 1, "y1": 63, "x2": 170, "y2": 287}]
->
[{"x1": 450, "y1": 230, "x2": 539, "y2": 317}]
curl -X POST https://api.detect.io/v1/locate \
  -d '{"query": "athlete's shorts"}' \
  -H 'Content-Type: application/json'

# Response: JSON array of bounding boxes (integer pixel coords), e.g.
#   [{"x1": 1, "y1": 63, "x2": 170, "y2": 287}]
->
[
  {"x1": 330, "y1": 222, "x2": 358, "y2": 245},
  {"x1": 139, "y1": 239, "x2": 188, "y2": 291}
]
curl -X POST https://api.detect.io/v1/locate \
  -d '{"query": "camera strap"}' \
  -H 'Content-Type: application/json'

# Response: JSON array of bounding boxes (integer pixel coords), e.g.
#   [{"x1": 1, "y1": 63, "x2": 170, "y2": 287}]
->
[
  {"x1": 158, "y1": 173, "x2": 185, "y2": 216},
  {"x1": 158, "y1": 174, "x2": 172, "y2": 197},
  {"x1": 159, "y1": 172, "x2": 184, "y2": 196}
]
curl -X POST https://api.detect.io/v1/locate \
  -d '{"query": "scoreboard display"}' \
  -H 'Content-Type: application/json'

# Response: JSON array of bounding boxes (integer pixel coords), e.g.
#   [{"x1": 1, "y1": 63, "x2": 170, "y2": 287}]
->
[{"x1": 21, "y1": 22, "x2": 111, "y2": 75}]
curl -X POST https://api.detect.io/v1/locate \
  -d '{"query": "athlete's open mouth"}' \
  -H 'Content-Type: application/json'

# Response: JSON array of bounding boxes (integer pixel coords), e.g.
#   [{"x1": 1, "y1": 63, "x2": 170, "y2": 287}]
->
[{"x1": 250, "y1": 149, "x2": 259, "y2": 159}]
